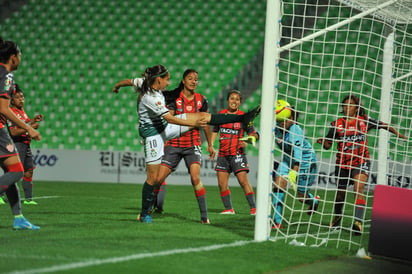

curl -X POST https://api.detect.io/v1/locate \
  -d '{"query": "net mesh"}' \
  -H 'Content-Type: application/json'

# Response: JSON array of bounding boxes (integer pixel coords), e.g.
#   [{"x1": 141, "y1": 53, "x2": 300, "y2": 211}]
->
[{"x1": 268, "y1": 0, "x2": 412, "y2": 251}]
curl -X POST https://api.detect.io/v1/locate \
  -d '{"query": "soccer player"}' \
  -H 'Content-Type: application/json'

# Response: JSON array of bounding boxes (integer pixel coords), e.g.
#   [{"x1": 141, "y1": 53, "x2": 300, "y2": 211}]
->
[
  {"x1": 7, "y1": 84, "x2": 43, "y2": 205},
  {"x1": 153, "y1": 69, "x2": 215, "y2": 223},
  {"x1": 111, "y1": 64, "x2": 261, "y2": 224},
  {"x1": 0, "y1": 37, "x2": 41, "y2": 230},
  {"x1": 317, "y1": 94, "x2": 407, "y2": 235},
  {"x1": 272, "y1": 100, "x2": 319, "y2": 229},
  {"x1": 211, "y1": 90, "x2": 258, "y2": 215}
]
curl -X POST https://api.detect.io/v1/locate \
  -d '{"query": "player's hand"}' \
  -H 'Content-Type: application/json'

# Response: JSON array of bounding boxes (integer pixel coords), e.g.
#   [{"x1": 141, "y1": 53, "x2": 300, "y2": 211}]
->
[
  {"x1": 207, "y1": 146, "x2": 216, "y2": 160},
  {"x1": 27, "y1": 127, "x2": 41, "y2": 141},
  {"x1": 112, "y1": 86, "x2": 120, "y2": 93},
  {"x1": 33, "y1": 114, "x2": 43, "y2": 122},
  {"x1": 288, "y1": 170, "x2": 298, "y2": 192},
  {"x1": 240, "y1": 135, "x2": 257, "y2": 147}
]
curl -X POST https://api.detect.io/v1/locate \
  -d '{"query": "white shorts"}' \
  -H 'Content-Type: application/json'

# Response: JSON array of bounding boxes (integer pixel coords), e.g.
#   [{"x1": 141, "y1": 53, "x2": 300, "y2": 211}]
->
[{"x1": 143, "y1": 114, "x2": 190, "y2": 165}]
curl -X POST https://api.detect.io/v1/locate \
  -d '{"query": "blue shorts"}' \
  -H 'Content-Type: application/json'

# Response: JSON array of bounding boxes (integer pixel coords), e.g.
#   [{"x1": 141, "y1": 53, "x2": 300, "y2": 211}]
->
[{"x1": 275, "y1": 161, "x2": 318, "y2": 193}]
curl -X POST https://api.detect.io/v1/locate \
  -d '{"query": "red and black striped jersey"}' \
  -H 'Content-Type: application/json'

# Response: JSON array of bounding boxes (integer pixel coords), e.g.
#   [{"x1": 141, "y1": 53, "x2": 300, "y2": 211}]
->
[
  {"x1": 8, "y1": 107, "x2": 31, "y2": 144},
  {"x1": 213, "y1": 109, "x2": 258, "y2": 157},
  {"x1": 166, "y1": 91, "x2": 209, "y2": 147},
  {"x1": 0, "y1": 64, "x2": 16, "y2": 129},
  {"x1": 325, "y1": 115, "x2": 383, "y2": 169}
]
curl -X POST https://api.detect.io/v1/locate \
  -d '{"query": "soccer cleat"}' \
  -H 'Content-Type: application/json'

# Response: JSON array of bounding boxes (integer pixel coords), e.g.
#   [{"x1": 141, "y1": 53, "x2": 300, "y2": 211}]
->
[
  {"x1": 0, "y1": 197, "x2": 5, "y2": 205},
  {"x1": 352, "y1": 221, "x2": 362, "y2": 236},
  {"x1": 201, "y1": 217, "x2": 210, "y2": 224},
  {"x1": 139, "y1": 214, "x2": 153, "y2": 224},
  {"x1": 242, "y1": 105, "x2": 261, "y2": 129},
  {"x1": 220, "y1": 208, "x2": 235, "y2": 215},
  {"x1": 330, "y1": 216, "x2": 342, "y2": 228},
  {"x1": 239, "y1": 135, "x2": 257, "y2": 147},
  {"x1": 24, "y1": 200, "x2": 38, "y2": 205},
  {"x1": 307, "y1": 195, "x2": 320, "y2": 215},
  {"x1": 250, "y1": 208, "x2": 256, "y2": 216},
  {"x1": 13, "y1": 216, "x2": 40, "y2": 230}
]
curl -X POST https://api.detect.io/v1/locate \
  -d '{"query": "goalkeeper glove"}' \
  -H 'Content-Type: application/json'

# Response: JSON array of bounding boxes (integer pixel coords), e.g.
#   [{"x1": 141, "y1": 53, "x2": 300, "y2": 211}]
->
[
  {"x1": 288, "y1": 170, "x2": 298, "y2": 193},
  {"x1": 239, "y1": 135, "x2": 257, "y2": 147}
]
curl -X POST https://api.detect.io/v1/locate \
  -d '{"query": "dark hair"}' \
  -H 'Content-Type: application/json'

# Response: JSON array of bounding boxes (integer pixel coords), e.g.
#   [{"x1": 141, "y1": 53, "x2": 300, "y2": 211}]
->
[
  {"x1": 226, "y1": 90, "x2": 242, "y2": 102},
  {"x1": 172, "y1": 68, "x2": 198, "y2": 93},
  {"x1": 11, "y1": 83, "x2": 24, "y2": 105},
  {"x1": 289, "y1": 106, "x2": 299, "y2": 121},
  {"x1": 0, "y1": 37, "x2": 20, "y2": 63},
  {"x1": 138, "y1": 64, "x2": 169, "y2": 95},
  {"x1": 341, "y1": 94, "x2": 366, "y2": 116}
]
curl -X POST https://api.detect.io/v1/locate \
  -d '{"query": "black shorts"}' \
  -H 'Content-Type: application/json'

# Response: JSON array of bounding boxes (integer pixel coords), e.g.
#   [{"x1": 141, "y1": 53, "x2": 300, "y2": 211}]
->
[
  {"x1": 215, "y1": 154, "x2": 249, "y2": 174},
  {"x1": 335, "y1": 161, "x2": 370, "y2": 188},
  {"x1": 0, "y1": 128, "x2": 18, "y2": 159},
  {"x1": 15, "y1": 142, "x2": 35, "y2": 172},
  {"x1": 161, "y1": 146, "x2": 202, "y2": 172}
]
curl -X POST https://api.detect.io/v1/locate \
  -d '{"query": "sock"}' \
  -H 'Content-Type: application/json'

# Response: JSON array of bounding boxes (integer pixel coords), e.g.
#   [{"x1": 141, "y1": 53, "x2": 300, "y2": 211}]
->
[
  {"x1": 0, "y1": 163, "x2": 24, "y2": 195},
  {"x1": 334, "y1": 190, "x2": 346, "y2": 215},
  {"x1": 6, "y1": 183, "x2": 22, "y2": 215},
  {"x1": 354, "y1": 199, "x2": 366, "y2": 222},
  {"x1": 209, "y1": 113, "x2": 242, "y2": 125},
  {"x1": 22, "y1": 176, "x2": 33, "y2": 200},
  {"x1": 156, "y1": 182, "x2": 166, "y2": 210},
  {"x1": 141, "y1": 182, "x2": 155, "y2": 216},
  {"x1": 220, "y1": 189, "x2": 232, "y2": 210},
  {"x1": 272, "y1": 189, "x2": 284, "y2": 225},
  {"x1": 195, "y1": 187, "x2": 208, "y2": 219},
  {"x1": 245, "y1": 191, "x2": 256, "y2": 209}
]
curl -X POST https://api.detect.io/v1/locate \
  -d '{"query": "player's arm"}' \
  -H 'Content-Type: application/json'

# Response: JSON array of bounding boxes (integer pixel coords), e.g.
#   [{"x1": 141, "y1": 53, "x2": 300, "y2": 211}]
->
[
  {"x1": 376, "y1": 121, "x2": 408, "y2": 140},
  {"x1": 112, "y1": 79, "x2": 134, "y2": 93},
  {"x1": 0, "y1": 97, "x2": 40, "y2": 140},
  {"x1": 203, "y1": 123, "x2": 215, "y2": 159},
  {"x1": 316, "y1": 125, "x2": 335, "y2": 150},
  {"x1": 162, "y1": 112, "x2": 206, "y2": 128}
]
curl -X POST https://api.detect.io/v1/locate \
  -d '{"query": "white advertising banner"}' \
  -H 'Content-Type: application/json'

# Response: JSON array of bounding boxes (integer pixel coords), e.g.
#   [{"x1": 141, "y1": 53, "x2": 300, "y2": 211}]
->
[{"x1": 27, "y1": 149, "x2": 412, "y2": 189}]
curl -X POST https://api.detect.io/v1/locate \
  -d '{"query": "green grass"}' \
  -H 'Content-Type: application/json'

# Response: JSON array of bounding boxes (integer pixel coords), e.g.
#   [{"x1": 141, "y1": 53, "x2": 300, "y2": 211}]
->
[{"x1": 0, "y1": 182, "x2": 387, "y2": 273}]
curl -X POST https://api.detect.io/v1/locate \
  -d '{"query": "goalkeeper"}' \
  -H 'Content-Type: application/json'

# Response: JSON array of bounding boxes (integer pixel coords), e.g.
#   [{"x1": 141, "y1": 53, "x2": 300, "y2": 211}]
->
[{"x1": 272, "y1": 100, "x2": 319, "y2": 229}]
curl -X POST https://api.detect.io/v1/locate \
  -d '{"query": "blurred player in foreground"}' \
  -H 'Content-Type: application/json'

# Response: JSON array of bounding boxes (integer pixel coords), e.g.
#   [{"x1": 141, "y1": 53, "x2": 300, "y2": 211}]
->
[
  {"x1": 112, "y1": 64, "x2": 261, "y2": 224},
  {"x1": 272, "y1": 100, "x2": 319, "y2": 229},
  {"x1": 0, "y1": 37, "x2": 41, "y2": 230},
  {"x1": 211, "y1": 90, "x2": 258, "y2": 215},
  {"x1": 317, "y1": 94, "x2": 407, "y2": 235},
  {"x1": 8, "y1": 84, "x2": 43, "y2": 205}
]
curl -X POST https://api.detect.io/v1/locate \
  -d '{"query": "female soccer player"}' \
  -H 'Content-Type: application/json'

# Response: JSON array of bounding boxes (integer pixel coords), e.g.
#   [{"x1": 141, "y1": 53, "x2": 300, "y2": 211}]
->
[
  {"x1": 0, "y1": 37, "x2": 41, "y2": 230},
  {"x1": 8, "y1": 84, "x2": 43, "y2": 205},
  {"x1": 272, "y1": 100, "x2": 319, "y2": 229},
  {"x1": 154, "y1": 69, "x2": 215, "y2": 224},
  {"x1": 211, "y1": 90, "x2": 258, "y2": 215},
  {"x1": 112, "y1": 64, "x2": 260, "y2": 223},
  {"x1": 317, "y1": 94, "x2": 407, "y2": 235}
]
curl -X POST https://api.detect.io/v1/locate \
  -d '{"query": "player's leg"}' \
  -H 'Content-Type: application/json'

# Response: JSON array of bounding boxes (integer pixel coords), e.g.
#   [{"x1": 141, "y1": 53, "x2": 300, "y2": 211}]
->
[
  {"x1": 139, "y1": 135, "x2": 165, "y2": 223},
  {"x1": 185, "y1": 105, "x2": 261, "y2": 128},
  {"x1": 217, "y1": 171, "x2": 234, "y2": 214},
  {"x1": 19, "y1": 145, "x2": 37, "y2": 205},
  {"x1": 235, "y1": 172, "x2": 256, "y2": 215},
  {"x1": 153, "y1": 181, "x2": 166, "y2": 213},
  {"x1": 184, "y1": 148, "x2": 209, "y2": 223},
  {"x1": 331, "y1": 167, "x2": 350, "y2": 228},
  {"x1": 296, "y1": 163, "x2": 319, "y2": 215},
  {"x1": 272, "y1": 161, "x2": 289, "y2": 228},
  {"x1": 352, "y1": 171, "x2": 368, "y2": 235}
]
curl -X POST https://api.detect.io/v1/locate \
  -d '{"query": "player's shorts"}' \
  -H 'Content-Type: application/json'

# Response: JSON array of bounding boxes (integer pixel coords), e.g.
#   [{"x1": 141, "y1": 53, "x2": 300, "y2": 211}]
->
[
  {"x1": 15, "y1": 142, "x2": 35, "y2": 172},
  {"x1": 161, "y1": 146, "x2": 202, "y2": 172},
  {"x1": 143, "y1": 114, "x2": 190, "y2": 164},
  {"x1": 0, "y1": 128, "x2": 18, "y2": 159},
  {"x1": 214, "y1": 154, "x2": 249, "y2": 174},
  {"x1": 274, "y1": 160, "x2": 317, "y2": 193},
  {"x1": 335, "y1": 161, "x2": 370, "y2": 188}
]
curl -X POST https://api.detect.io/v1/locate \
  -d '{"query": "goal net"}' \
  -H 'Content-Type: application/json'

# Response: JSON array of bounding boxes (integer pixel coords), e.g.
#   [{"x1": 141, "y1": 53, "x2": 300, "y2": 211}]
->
[{"x1": 255, "y1": 0, "x2": 412, "y2": 252}]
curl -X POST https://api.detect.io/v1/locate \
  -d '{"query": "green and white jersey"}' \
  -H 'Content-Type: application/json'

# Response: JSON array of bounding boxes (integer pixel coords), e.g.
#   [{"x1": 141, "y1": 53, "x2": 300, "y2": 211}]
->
[{"x1": 133, "y1": 78, "x2": 169, "y2": 138}]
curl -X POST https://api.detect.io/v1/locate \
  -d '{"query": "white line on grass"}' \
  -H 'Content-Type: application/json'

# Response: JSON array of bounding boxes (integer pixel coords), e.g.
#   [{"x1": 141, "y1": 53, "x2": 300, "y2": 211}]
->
[
  {"x1": 31, "y1": 196, "x2": 61, "y2": 200},
  {"x1": 8, "y1": 240, "x2": 254, "y2": 274}
]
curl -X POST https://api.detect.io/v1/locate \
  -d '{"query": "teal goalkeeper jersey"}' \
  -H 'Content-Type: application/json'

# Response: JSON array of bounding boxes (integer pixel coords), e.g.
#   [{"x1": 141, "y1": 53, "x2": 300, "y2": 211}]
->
[{"x1": 274, "y1": 123, "x2": 317, "y2": 167}]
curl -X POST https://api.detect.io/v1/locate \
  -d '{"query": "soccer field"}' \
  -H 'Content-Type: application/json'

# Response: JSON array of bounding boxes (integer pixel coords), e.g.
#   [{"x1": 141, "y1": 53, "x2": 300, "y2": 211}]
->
[{"x1": 1, "y1": 182, "x2": 410, "y2": 273}]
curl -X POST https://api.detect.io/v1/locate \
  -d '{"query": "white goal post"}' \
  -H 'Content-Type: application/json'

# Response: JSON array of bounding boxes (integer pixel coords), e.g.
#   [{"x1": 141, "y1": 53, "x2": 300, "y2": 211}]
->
[{"x1": 255, "y1": 0, "x2": 412, "y2": 251}]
